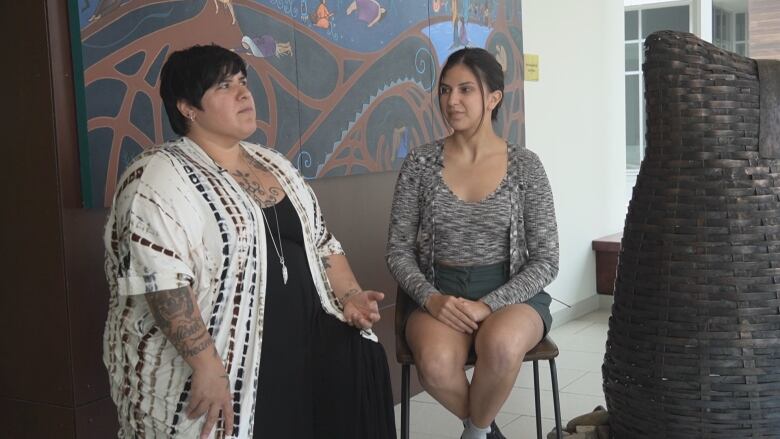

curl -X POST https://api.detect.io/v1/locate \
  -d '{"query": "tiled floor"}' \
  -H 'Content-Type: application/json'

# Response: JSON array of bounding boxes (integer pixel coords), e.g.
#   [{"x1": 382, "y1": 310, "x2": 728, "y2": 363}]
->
[{"x1": 394, "y1": 308, "x2": 611, "y2": 439}]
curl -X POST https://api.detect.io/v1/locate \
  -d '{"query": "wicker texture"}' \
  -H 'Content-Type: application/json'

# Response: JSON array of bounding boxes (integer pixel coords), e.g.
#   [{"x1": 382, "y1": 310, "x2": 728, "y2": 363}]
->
[{"x1": 603, "y1": 31, "x2": 780, "y2": 438}]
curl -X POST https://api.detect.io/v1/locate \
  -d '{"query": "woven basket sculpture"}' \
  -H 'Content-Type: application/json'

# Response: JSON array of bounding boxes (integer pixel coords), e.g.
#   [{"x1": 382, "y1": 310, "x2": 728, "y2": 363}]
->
[{"x1": 604, "y1": 31, "x2": 780, "y2": 438}]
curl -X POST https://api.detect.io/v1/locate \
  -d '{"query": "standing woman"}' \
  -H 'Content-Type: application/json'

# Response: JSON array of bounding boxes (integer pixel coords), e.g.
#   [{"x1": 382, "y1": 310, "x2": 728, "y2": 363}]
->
[
  {"x1": 386, "y1": 47, "x2": 558, "y2": 439},
  {"x1": 103, "y1": 44, "x2": 396, "y2": 438}
]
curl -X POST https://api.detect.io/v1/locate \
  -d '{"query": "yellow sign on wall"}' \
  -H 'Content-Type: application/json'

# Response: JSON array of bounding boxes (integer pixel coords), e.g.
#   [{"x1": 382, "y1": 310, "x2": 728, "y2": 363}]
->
[{"x1": 524, "y1": 54, "x2": 539, "y2": 81}]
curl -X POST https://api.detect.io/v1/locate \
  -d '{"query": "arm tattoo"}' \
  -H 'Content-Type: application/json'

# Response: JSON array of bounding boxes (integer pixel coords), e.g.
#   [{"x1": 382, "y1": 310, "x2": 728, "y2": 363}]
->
[
  {"x1": 146, "y1": 286, "x2": 214, "y2": 359},
  {"x1": 338, "y1": 287, "x2": 363, "y2": 306},
  {"x1": 146, "y1": 287, "x2": 194, "y2": 330},
  {"x1": 321, "y1": 256, "x2": 332, "y2": 270}
]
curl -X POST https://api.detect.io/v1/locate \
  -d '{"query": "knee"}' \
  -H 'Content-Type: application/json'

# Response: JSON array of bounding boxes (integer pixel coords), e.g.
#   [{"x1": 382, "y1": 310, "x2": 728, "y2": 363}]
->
[
  {"x1": 415, "y1": 349, "x2": 463, "y2": 388},
  {"x1": 476, "y1": 338, "x2": 525, "y2": 374}
]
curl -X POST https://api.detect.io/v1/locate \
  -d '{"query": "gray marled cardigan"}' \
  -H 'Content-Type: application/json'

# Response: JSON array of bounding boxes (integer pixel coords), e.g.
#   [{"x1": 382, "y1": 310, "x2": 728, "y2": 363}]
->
[{"x1": 385, "y1": 140, "x2": 559, "y2": 311}]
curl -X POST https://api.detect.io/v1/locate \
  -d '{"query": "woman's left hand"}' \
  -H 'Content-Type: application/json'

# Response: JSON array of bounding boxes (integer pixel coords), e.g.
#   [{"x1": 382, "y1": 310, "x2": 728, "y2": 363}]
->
[
  {"x1": 455, "y1": 298, "x2": 492, "y2": 324},
  {"x1": 343, "y1": 290, "x2": 384, "y2": 329}
]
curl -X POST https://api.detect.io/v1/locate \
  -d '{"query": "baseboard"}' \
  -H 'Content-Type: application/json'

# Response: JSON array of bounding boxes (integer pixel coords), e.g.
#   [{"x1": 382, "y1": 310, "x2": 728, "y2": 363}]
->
[
  {"x1": 598, "y1": 294, "x2": 614, "y2": 310},
  {"x1": 549, "y1": 294, "x2": 603, "y2": 330}
]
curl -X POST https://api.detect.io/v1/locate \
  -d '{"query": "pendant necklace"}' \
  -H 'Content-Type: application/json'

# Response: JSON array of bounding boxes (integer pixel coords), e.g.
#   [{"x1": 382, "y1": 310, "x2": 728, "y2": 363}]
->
[
  {"x1": 260, "y1": 204, "x2": 288, "y2": 285},
  {"x1": 220, "y1": 145, "x2": 288, "y2": 285},
  {"x1": 244, "y1": 151, "x2": 288, "y2": 285}
]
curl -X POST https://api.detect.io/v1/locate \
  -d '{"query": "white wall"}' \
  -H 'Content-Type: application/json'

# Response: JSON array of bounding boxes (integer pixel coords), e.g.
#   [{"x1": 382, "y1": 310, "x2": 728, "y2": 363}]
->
[{"x1": 522, "y1": 0, "x2": 626, "y2": 315}]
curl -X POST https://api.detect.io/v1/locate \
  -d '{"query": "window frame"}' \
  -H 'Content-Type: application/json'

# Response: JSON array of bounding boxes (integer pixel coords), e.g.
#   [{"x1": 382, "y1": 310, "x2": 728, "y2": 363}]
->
[
  {"x1": 624, "y1": 1, "x2": 693, "y2": 189},
  {"x1": 712, "y1": 2, "x2": 749, "y2": 56}
]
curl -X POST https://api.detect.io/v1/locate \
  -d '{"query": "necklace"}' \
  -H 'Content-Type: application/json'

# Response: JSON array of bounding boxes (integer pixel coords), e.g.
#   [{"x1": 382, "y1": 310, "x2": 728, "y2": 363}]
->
[
  {"x1": 260, "y1": 203, "x2": 288, "y2": 285},
  {"x1": 212, "y1": 144, "x2": 288, "y2": 285},
  {"x1": 241, "y1": 151, "x2": 288, "y2": 285}
]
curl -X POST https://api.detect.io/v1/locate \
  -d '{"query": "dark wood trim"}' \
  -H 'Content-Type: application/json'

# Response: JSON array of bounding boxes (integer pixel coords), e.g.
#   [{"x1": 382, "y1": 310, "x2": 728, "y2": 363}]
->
[
  {"x1": 0, "y1": 0, "x2": 73, "y2": 406},
  {"x1": 48, "y1": 0, "x2": 83, "y2": 208},
  {"x1": 592, "y1": 233, "x2": 622, "y2": 295},
  {"x1": 591, "y1": 232, "x2": 621, "y2": 252}
]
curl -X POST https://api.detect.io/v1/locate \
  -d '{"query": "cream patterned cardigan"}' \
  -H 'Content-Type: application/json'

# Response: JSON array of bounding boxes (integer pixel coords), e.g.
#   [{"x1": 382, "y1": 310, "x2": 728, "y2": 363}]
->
[{"x1": 103, "y1": 137, "x2": 374, "y2": 438}]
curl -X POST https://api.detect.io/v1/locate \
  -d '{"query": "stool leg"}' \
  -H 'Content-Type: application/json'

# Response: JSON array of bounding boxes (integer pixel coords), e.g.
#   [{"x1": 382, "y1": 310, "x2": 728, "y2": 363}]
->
[
  {"x1": 402, "y1": 364, "x2": 410, "y2": 439},
  {"x1": 550, "y1": 359, "x2": 563, "y2": 439},
  {"x1": 533, "y1": 360, "x2": 542, "y2": 439}
]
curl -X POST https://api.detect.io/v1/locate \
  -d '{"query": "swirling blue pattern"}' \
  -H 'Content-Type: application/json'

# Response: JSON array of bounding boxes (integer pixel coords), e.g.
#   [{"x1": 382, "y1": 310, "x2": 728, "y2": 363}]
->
[{"x1": 415, "y1": 48, "x2": 435, "y2": 91}]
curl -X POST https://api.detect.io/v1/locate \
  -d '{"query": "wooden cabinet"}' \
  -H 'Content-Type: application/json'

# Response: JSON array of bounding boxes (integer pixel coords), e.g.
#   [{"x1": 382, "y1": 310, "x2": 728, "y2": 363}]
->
[{"x1": 591, "y1": 233, "x2": 622, "y2": 295}]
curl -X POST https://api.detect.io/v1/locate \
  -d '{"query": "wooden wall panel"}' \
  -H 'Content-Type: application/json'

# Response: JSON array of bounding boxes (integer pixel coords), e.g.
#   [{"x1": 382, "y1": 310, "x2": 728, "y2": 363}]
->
[
  {"x1": 0, "y1": 398, "x2": 76, "y2": 439},
  {"x1": 63, "y1": 208, "x2": 112, "y2": 406},
  {"x1": 749, "y1": 0, "x2": 780, "y2": 59},
  {"x1": 74, "y1": 397, "x2": 120, "y2": 438},
  {"x1": 310, "y1": 172, "x2": 399, "y2": 306},
  {"x1": 311, "y1": 170, "x2": 424, "y2": 403},
  {"x1": 0, "y1": 0, "x2": 73, "y2": 407}
]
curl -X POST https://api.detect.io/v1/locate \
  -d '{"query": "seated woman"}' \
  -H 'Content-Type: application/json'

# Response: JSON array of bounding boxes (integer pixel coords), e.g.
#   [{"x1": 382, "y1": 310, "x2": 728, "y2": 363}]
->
[
  {"x1": 386, "y1": 47, "x2": 558, "y2": 439},
  {"x1": 103, "y1": 44, "x2": 396, "y2": 439}
]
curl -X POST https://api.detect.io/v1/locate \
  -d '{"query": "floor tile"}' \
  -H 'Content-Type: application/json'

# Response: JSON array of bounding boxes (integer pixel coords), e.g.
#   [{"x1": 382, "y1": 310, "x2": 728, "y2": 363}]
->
[
  {"x1": 499, "y1": 415, "x2": 557, "y2": 439},
  {"x1": 513, "y1": 365, "x2": 588, "y2": 391},
  {"x1": 501, "y1": 387, "x2": 606, "y2": 420},
  {"x1": 549, "y1": 319, "x2": 596, "y2": 338},
  {"x1": 577, "y1": 309, "x2": 611, "y2": 324},
  {"x1": 395, "y1": 400, "x2": 517, "y2": 438},
  {"x1": 411, "y1": 389, "x2": 438, "y2": 404},
  {"x1": 394, "y1": 400, "x2": 462, "y2": 435},
  {"x1": 561, "y1": 371, "x2": 605, "y2": 397},
  {"x1": 576, "y1": 323, "x2": 609, "y2": 338},
  {"x1": 539, "y1": 349, "x2": 605, "y2": 372},
  {"x1": 552, "y1": 322, "x2": 608, "y2": 355}
]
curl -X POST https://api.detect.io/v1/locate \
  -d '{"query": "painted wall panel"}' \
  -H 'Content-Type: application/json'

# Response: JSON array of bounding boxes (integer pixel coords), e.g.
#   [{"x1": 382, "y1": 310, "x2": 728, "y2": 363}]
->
[{"x1": 71, "y1": 0, "x2": 523, "y2": 205}]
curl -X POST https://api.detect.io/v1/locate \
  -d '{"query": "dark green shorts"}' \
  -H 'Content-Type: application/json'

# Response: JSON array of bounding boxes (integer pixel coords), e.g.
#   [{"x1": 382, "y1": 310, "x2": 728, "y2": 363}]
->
[{"x1": 434, "y1": 261, "x2": 553, "y2": 336}]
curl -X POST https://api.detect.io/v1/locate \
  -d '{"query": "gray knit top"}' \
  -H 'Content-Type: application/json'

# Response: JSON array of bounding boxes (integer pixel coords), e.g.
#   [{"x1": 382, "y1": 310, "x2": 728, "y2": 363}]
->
[
  {"x1": 435, "y1": 172, "x2": 511, "y2": 265},
  {"x1": 386, "y1": 140, "x2": 559, "y2": 311}
]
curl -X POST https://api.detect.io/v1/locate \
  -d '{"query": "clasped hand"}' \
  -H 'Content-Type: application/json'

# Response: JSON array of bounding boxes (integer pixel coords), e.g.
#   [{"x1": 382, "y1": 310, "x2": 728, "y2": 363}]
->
[
  {"x1": 425, "y1": 294, "x2": 492, "y2": 334},
  {"x1": 343, "y1": 290, "x2": 384, "y2": 329}
]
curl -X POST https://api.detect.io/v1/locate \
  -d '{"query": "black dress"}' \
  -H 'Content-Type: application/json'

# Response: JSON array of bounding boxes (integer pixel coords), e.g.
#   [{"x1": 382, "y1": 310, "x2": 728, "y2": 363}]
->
[{"x1": 253, "y1": 196, "x2": 396, "y2": 439}]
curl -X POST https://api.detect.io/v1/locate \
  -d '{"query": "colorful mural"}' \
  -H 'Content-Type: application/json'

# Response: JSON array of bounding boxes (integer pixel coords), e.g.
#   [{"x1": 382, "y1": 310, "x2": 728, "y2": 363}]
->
[{"x1": 71, "y1": 0, "x2": 524, "y2": 207}]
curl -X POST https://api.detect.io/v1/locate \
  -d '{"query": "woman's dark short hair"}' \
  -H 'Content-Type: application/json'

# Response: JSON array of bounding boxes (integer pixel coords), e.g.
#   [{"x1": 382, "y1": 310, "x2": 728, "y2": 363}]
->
[
  {"x1": 159, "y1": 44, "x2": 247, "y2": 136},
  {"x1": 438, "y1": 47, "x2": 505, "y2": 121}
]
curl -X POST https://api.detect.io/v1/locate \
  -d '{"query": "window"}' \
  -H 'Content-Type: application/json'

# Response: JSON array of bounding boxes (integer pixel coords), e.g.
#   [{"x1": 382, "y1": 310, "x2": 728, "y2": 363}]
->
[
  {"x1": 713, "y1": 1, "x2": 748, "y2": 56},
  {"x1": 624, "y1": 4, "x2": 690, "y2": 199}
]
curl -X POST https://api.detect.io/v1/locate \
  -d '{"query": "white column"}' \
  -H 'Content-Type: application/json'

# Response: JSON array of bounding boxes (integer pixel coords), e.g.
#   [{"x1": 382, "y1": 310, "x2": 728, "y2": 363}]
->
[{"x1": 697, "y1": 0, "x2": 714, "y2": 42}]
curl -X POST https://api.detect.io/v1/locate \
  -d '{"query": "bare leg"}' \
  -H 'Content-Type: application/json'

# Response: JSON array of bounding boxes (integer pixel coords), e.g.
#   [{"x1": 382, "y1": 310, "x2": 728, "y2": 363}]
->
[
  {"x1": 469, "y1": 304, "x2": 544, "y2": 428},
  {"x1": 406, "y1": 309, "x2": 473, "y2": 418}
]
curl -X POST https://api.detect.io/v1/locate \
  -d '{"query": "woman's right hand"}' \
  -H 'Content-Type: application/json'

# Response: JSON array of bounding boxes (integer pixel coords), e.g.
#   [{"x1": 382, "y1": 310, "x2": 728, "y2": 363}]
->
[
  {"x1": 424, "y1": 293, "x2": 478, "y2": 333},
  {"x1": 186, "y1": 360, "x2": 234, "y2": 439}
]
